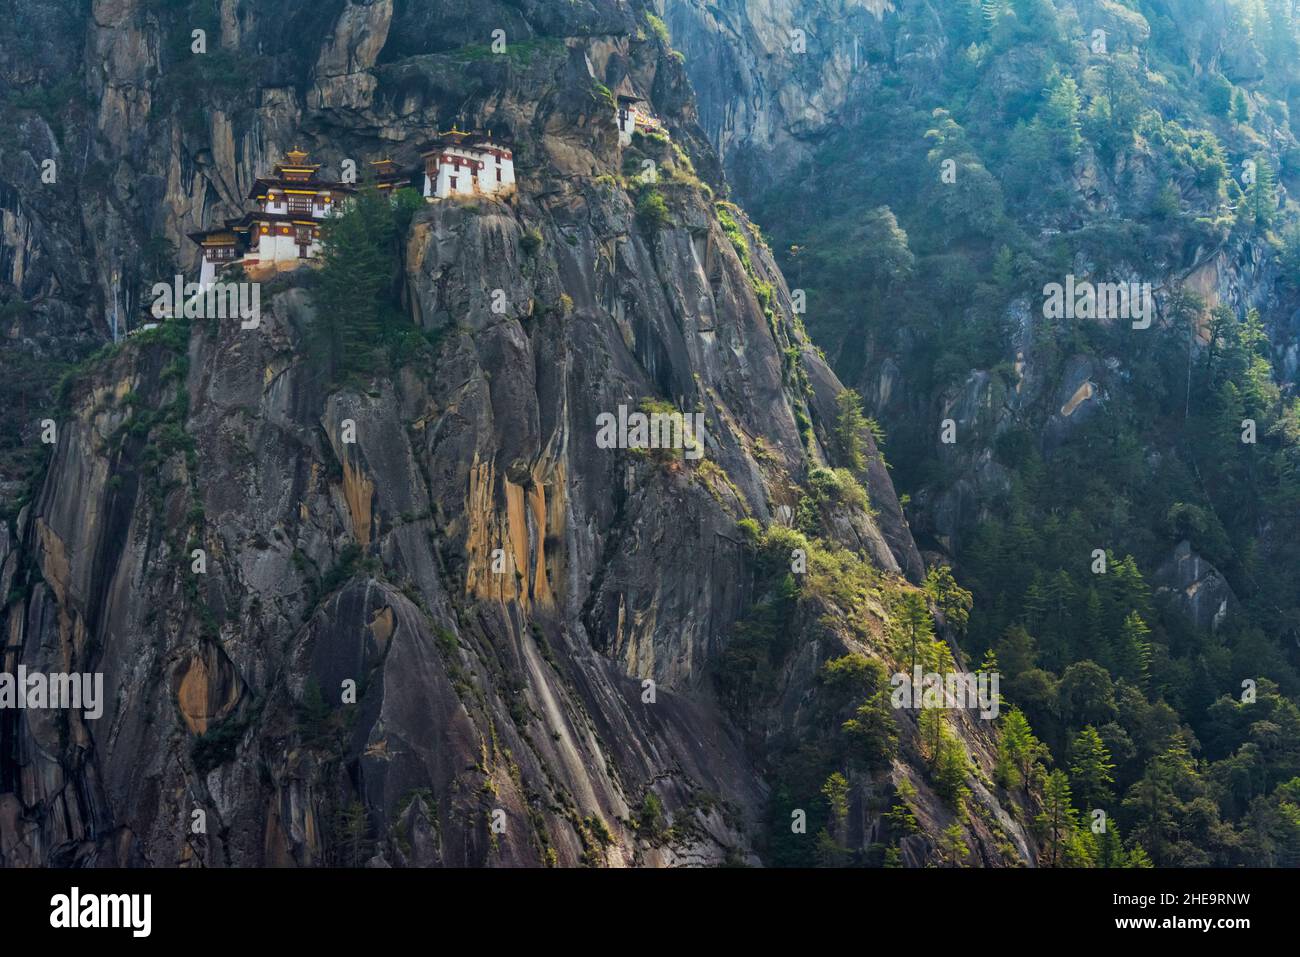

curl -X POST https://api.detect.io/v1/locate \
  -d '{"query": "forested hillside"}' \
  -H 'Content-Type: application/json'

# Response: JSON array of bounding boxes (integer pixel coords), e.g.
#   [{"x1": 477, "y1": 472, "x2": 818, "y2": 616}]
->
[{"x1": 668, "y1": 0, "x2": 1300, "y2": 865}]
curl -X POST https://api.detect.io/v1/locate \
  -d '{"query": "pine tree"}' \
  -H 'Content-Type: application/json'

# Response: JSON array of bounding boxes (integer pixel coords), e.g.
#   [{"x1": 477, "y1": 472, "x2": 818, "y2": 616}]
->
[
  {"x1": 1021, "y1": 574, "x2": 1047, "y2": 632},
  {"x1": 884, "y1": 779, "x2": 921, "y2": 838},
  {"x1": 898, "y1": 591, "x2": 934, "y2": 672},
  {"x1": 924, "y1": 634, "x2": 957, "y2": 676},
  {"x1": 1241, "y1": 307, "x2": 1275, "y2": 407},
  {"x1": 931, "y1": 725, "x2": 972, "y2": 807},
  {"x1": 1207, "y1": 74, "x2": 1233, "y2": 116},
  {"x1": 835, "y1": 388, "x2": 871, "y2": 472},
  {"x1": 1044, "y1": 570, "x2": 1075, "y2": 650},
  {"x1": 998, "y1": 707, "x2": 1048, "y2": 792},
  {"x1": 1082, "y1": 588, "x2": 1107, "y2": 665},
  {"x1": 919, "y1": 704, "x2": 946, "y2": 764},
  {"x1": 1152, "y1": 181, "x2": 1181, "y2": 219},
  {"x1": 1262, "y1": 0, "x2": 1300, "y2": 68},
  {"x1": 1115, "y1": 611, "x2": 1152, "y2": 687},
  {"x1": 1040, "y1": 70, "x2": 1083, "y2": 160},
  {"x1": 1064, "y1": 826, "x2": 1099, "y2": 867},
  {"x1": 1249, "y1": 156, "x2": 1277, "y2": 227},
  {"x1": 939, "y1": 822, "x2": 970, "y2": 866},
  {"x1": 315, "y1": 186, "x2": 418, "y2": 380},
  {"x1": 1205, "y1": 304, "x2": 1238, "y2": 380},
  {"x1": 1232, "y1": 88, "x2": 1250, "y2": 123},
  {"x1": 1126, "y1": 844, "x2": 1154, "y2": 868},
  {"x1": 996, "y1": 624, "x2": 1038, "y2": 679},
  {"x1": 1069, "y1": 726, "x2": 1116, "y2": 810},
  {"x1": 1060, "y1": 660, "x2": 1117, "y2": 727},
  {"x1": 1213, "y1": 380, "x2": 1248, "y2": 451},
  {"x1": 994, "y1": 740, "x2": 1021, "y2": 791},
  {"x1": 841, "y1": 689, "x2": 899, "y2": 767},
  {"x1": 1096, "y1": 821, "x2": 1126, "y2": 867},
  {"x1": 816, "y1": 828, "x2": 850, "y2": 867},
  {"x1": 822, "y1": 771, "x2": 850, "y2": 824},
  {"x1": 1121, "y1": 744, "x2": 1210, "y2": 865},
  {"x1": 1109, "y1": 556, "x2": 1152, "y2": 627},
  {"x1": 339, "y1": 800, "x2": 371, "y2": 867},
  {"x1": 1093, "y1": 819, "x2": 1152, "y2": 868},
  {"x1": 992, "y1": 244, "x2": 1015, "y2": 287},
  {"x1": 924, "y1": 564, "x2": 974, "y2": 634},
  {"x1": 1241, "y1": 306, "x2": 1269, "y2": 355},
  {"x1": 1036, "y1": 769, "x2": 1077, "y2": 867}
]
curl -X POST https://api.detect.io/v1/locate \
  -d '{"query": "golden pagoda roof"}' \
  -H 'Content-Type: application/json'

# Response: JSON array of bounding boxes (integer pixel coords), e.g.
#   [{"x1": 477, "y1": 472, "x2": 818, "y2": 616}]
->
[
  {"x1": 420, "y1": 126, "x2": 512, "y2": 156},
  {"x1": 274, "y1": 146, "x2": 322, "y2": 177}
]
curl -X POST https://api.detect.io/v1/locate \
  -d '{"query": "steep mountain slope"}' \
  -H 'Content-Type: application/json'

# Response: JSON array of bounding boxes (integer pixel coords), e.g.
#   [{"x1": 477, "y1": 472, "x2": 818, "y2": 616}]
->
[
  {"x1": 667, "y1": 0, "x2": 1300, "y2": 865},
  {"x1": 0, "y1": 0, "x2": 1032, "y2": 866}
]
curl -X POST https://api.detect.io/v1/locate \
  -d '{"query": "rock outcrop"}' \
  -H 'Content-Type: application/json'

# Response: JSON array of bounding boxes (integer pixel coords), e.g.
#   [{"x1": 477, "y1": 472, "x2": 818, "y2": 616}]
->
[
  {"x1": 0, "y1": 0, "x2": 1032, "y2": 866},
  {"x1": 1154, "y1": 541, "x2": 1235, "y2": 634}
]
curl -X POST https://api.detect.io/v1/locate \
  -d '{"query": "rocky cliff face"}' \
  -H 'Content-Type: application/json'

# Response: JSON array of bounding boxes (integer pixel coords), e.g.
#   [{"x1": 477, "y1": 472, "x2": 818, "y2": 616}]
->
[
  {"x1": 0, "y1": 0, "x2": 1033, "y2": 866},
  {"x1": 662, "y1": 0, "x2": 909, "y2": 195}
]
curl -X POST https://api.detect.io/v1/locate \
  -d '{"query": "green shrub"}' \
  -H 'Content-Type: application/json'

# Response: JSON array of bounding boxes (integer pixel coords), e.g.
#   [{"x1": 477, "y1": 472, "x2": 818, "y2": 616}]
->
[
  {"x1": 635, "y1": 189, "x2": 672, "y2": 230},
  {"x1": 191, "y1": 712, "x2": 251, "y2": 774},
  {"x1": 638, "y1": 792, "x2": 667, "y2": 837},
  {"x1": 645, "y1": 14, "x2": 671, "y2": 45}
]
